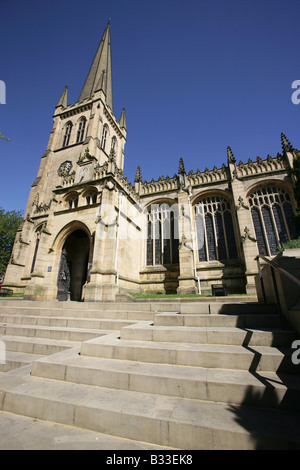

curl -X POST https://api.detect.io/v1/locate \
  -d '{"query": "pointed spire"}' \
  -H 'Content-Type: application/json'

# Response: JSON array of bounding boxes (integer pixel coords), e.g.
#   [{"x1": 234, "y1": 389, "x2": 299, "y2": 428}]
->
[
  {"x1": 178, "y1": 157, "x2": 186, "y2": 175},
  {"x1": 281, "y1": 132, "x2": 293, "y2": 154},
  {"x1": 79, "y1": 22, "x2": 113, "y2": 109},
  {"x1": 119, "y1": 108, "x2": 127, "y2": 130},
  {"x1": 227, "y1": 146, "x2": 236, "y2": 164},
  {"x1": 56, "y1": 85, "x2": 68, "y2": 108},
  {"x1": 134, "y1": 166, "x2": 142, "y2": 183}
]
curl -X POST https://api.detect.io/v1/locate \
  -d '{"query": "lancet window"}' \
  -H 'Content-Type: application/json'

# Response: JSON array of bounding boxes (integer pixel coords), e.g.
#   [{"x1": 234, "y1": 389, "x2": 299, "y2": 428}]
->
[
  {"x1": 194, "y1": 195, "x2": 238, "y2": 262},
  {"x1": 111, "y1": 136, "x2": 117, "y2": 152},
  {"x1": 30, "y1": 224, "x2": 45, "y2": 273},
  {"x1": 76, "y1": 118, "x2": 86, "y2": 143},
  {"x1": 248, "y1": 185, "x2": 295, "y2": 256},
  {"x1": 100, "y1": 125, "x2": 108, "y2": 151},
  {"x1": 146, "y1": 204, "x2": 179, "y2": 266},
  {"x1": 65, "y1": 193, "x2": 79, "y2": 210},
  {"x1": 62, "y1": 122, "x2": 72, "y2": 147},
  {"x1": 86, "y1": 191, "x2": 97, "y2": 205}
]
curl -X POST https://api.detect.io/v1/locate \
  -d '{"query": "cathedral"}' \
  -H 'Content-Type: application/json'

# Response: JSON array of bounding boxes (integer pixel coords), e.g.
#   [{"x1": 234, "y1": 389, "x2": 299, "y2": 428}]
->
[{"x1": 3, "y1": 22, "x2": 298, "y2": 301}]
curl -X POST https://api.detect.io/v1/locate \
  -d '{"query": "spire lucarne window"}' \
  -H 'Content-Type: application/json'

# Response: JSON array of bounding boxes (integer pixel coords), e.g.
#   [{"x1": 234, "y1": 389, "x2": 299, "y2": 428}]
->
[{"x1": 249, "y1": 185, "x2": 295, "y2": 256}]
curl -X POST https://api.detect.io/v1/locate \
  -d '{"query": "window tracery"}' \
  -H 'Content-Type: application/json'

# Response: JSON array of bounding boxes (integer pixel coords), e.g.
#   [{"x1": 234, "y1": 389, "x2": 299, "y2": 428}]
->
[
  {"x1": 146, "y1": 204, "x2": 179, "y2": 266},
  {"x1": 194, "y1": 195, "x2": 238, "y2": 262},
  {"x1": 248, "y1": 185, "x2": 295, "y2": 256}
]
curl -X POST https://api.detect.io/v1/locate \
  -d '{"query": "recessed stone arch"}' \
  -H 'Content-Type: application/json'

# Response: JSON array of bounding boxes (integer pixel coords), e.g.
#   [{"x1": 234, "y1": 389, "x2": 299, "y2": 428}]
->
[{"x1": 54, "y1": 222, "x2": 92, "y2": 301}]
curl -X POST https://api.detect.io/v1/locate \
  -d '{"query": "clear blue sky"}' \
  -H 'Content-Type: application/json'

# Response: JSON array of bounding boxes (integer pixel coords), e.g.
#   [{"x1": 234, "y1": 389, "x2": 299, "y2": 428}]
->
[{"x1": 1, "y1": 0, "x2": 300, "y2": 213}]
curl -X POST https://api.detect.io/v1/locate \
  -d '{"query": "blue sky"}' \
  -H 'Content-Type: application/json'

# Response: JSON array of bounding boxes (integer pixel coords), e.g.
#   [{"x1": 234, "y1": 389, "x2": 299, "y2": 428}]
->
[{"x1": 1, "y1": 0, "x2": 300, "y2": 213}]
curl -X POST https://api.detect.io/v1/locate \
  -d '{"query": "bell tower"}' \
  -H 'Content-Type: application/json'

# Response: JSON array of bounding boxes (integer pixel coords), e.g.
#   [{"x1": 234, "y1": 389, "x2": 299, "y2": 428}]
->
[
  {"x1": 3, "y1": 22, "x2": 128, "y2": 300},
  {"x1": 22, "y1": 21, "x2": 127, "y2": 220}
]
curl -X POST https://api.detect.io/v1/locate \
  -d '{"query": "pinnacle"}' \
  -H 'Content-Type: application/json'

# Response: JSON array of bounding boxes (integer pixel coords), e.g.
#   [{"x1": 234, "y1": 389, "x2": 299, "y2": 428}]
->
[
  {"x1": 178, "y1": 157, "x2": 186, "y2": 175},
  {"x1": 227, "y1": 146, "x2": 236, "y2": 164},
  {"x1": 55, "y1": 85, "x2": 68, "y2": 109},
  {"x1": 281, "y1": 132, "x2": 293, "y2": 154},
  {"x1": 134, "y1": 166, "x2": 142, "y2": 183}
]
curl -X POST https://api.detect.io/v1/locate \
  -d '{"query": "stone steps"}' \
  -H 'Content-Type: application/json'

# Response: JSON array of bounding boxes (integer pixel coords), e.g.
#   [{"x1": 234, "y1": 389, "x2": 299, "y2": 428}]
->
[
  {"x1": 155, "y1": 313, "x2": 282, "y2": 328},
  {"x1": 120, "y1": 321, "x2": 296, "y2": 347},
  {"x1": 0, "y1": 323, "x2": 113, "y2": 342},
  {"x1": 31, "y1": 347, "x2": 300, "y2": 412},
  {"x1": 0, "y1": 351, "x2": 45, "y2": 372},
  {"x1": 0, "y1": 298, "x2": 275, "y2": 314},
  {"x1": 80, "y1": 331, "x2": 299, "y2": 375},
  {"x1": 0, "y1": 299, "x2": 299, "y2": 449},
  {"x1": 1, "y1": 365, "x2": 299, "y2": 449},
  {"x1": 0, "y1": 306, "x2": 156, "y2": 321},
  {"x1": 0, "y1": 314, "x2": 135, "y2": 330},
  {"x1": 0, "y1": 334, "x2": 79, "y2": 355}
]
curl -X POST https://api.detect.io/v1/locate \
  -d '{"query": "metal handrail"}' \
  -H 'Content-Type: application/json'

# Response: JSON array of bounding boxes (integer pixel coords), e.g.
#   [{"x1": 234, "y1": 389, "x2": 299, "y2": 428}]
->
[
  {"x1": 255, "y1": 254, "x2": 300, "y2": 328},
  {"x1": 255, "y1": 254, "x2": 300, "y2": 289}
]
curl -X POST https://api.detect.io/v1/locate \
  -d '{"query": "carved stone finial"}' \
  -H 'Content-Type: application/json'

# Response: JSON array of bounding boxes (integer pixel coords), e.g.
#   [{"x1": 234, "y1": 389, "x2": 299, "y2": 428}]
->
[
  {"x1": 134, "y1": 166, "x2": 142, "y2": 183},
  {"x1": 281, "y1": 132, "x2": 293, "y2": 154},
  {"x1": 241, "y1": 226, "x2": 256, "y2": 244},
  {"x1": 227, "y1": 146, "x2": 236, "y2": 164},
  {"x1": 178, "y1": 157, "x2": 186, "y2": 175}
]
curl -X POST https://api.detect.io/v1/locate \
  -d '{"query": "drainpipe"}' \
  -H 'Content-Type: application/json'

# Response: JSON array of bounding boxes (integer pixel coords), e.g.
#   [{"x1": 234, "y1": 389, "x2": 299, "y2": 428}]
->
[{"x1": 187, "y1": 189, "x2": 201, "y2": 295}]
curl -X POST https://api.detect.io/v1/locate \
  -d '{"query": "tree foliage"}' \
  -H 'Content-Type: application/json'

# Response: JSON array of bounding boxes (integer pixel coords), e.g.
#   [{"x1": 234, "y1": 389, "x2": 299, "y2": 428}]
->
[
  {"x1": 0, "y1": 207, "x2": 23, "y2": 275},
  {"x1": 0, "y1": 131, "x2": 10, "y2": 142}
]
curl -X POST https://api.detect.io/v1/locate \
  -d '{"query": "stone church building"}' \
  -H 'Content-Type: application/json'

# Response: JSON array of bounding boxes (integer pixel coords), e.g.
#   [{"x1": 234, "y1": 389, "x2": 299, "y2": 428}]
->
[{"x1": 3, "y1": 23, "x2": 298, "y2": 301}]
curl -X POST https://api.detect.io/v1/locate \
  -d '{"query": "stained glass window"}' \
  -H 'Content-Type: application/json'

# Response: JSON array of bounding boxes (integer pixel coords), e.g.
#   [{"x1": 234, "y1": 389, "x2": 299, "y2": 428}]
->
[
  {"x1": 249, "y1": 186, "x2": 295, "y2": 256},
  {"x1": 146, "y1": 204, "x2": 179, "y2": 266},
  {"x1": 194, "y1": 196, "x2": 238, "y2": 262}
]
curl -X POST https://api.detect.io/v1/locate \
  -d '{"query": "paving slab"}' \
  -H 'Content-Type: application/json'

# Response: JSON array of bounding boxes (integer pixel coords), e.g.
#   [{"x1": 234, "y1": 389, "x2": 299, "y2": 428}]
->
[{"x1": 0, "y1": 410, "x2": 171, "y2": 450}]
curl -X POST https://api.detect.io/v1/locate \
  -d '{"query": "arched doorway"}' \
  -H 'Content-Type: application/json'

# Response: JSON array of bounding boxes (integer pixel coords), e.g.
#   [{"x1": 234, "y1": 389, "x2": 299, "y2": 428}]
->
[{"x1": 57, "y1": 229, "x2": 90, "y2": 301}]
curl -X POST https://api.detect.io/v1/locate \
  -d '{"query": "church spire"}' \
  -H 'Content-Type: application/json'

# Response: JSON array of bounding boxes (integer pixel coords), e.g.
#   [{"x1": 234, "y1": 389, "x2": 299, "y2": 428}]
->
[{"x1": 78, "y1": 22, "x2": 113, "y2": 109}]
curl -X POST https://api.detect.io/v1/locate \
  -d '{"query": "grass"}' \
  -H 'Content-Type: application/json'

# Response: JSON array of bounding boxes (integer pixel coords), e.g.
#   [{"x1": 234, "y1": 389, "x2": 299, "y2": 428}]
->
[{"x1": 280, "y1": 237, "x2": 300, "y2": 251}]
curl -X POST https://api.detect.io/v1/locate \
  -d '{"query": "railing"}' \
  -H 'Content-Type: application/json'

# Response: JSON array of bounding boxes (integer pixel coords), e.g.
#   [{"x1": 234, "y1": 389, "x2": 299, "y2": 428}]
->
[{"x1": 255, "y1": 254, "x2": 300, "y2": 327}]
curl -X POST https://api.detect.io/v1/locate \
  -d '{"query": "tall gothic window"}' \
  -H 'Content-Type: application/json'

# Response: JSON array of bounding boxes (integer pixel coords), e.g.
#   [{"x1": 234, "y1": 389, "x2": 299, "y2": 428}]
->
[
  {"x1": 146, "y1": 204, "x2": 179, "y2": 266},
  {"x1": 30, "y1": 225, "x2": 45, "y2": 273},
  {"x1": 63, "y1": 122, "x2": 72, "y2": 147},
  {"x1": 76, "y1": 118, "x2": 86, "y2": 143},
  {"x1": 111, "y1": 136, "x2": 117, "y2": 152},
  {"x1": 194, "y1": 195, "x2": 238, "y2": 262},
  {"x1": 249, "y1": 185, "x2": 295, "y2": 256},
  {"x1": 100, "y1": 125, "x2": 108, "y2": 151}
]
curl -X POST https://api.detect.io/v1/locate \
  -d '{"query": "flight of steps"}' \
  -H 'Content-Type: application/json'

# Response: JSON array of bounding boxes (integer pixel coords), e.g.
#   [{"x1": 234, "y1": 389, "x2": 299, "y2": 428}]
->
[
  {"x1": 0, "y1": 300, "x2": 154, "y2": 372},
  {"x1": 0, "y1": 298, "x2": 300, "y2": 449}
]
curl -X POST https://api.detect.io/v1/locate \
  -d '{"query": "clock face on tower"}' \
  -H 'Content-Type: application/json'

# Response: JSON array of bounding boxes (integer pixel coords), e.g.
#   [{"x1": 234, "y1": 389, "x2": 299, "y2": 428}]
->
[{"x1": 58, "y1": 160, "x2": 73, "y2": 177}]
